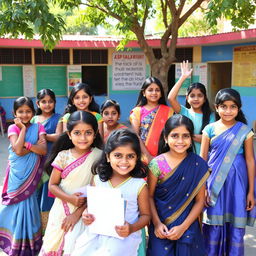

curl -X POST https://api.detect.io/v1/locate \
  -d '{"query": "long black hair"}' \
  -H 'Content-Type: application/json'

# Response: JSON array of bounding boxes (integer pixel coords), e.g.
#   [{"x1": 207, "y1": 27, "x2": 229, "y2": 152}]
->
[
  {"x1": 92, "y1": 129, "x2": 148, "y2": 181},
  {"x1": 185, "y1": 82, "x2": 212, "y2": 133},
  {"x1": 215, "y1": 88, "x2": 247, "y2": 124},
  {"x1": 35, "y1": 89, "x2": 56, "y2": 115},
  {"x1": 135, "y1": 77, "x2": 168, "y2": 106},
  {"x1": 45, "y1": 111, "x2": 103, "y2": 175},
  {"x1": 158, "y1": 114, "x2": 195, "y2": 154},
  {"x1": 13, "y1": 96, "x2": 35, "y2": 115},
  {"x1": 65, "y1": 83, "x2": 100, "y2": 114}
]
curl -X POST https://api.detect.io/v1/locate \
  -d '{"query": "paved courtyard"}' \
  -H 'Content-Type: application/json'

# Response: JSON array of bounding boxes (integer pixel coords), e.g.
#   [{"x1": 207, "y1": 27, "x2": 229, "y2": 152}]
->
[{"x1": 0, "y1": 136, "x2": 256, "y2": 255}]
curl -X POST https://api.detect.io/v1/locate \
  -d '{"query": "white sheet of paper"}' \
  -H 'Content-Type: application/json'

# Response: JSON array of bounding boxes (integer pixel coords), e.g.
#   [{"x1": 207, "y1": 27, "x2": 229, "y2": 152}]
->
[
  {"x1": 87, "y1": 185, "x2": 125, "y2": 239},
  {"x1": 74, "y1": 185, "x2": 88, "y2": 197}
]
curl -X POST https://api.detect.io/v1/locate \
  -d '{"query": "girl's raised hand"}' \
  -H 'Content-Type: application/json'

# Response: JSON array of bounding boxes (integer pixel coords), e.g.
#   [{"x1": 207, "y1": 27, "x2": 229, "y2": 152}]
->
[
  {"x1": 180, "y1": 60, "x2": 193, "y2": 79},
  {"x1": 14, "y1": 118, "x2": 26, "y2": 130},
  {"x1": 70, "y1": 192, "x2": 86, "y2": 207},
  {"x1": 154, "y1": 222, "x2": 169, "y2": 239},
  {"x1": 82, "y1": 210, "x2": 95, "y2": 225},
  {"x1": 115, "y1": 221, "x2": 131, "y2": 237},
  {"x1": 246, "y1": 192, "x2": 255, "y2": 211},
  {"x1": 166, "y1": 225, "x2": 186, "y2": 240}
]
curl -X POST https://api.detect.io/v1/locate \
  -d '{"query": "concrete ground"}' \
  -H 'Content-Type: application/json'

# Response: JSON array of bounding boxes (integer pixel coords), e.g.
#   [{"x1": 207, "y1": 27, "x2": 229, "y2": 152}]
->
[{"x1": 0, "y1": 135, "x2": 256, "y2": 255}]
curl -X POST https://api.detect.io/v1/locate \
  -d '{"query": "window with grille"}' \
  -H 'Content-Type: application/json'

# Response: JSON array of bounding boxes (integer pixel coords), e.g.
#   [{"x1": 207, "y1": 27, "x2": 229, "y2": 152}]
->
[
  {"x1": 0, "y1": 48, "x2": 31, "y2": 64},
  {"x1": 153, "y1": 48, "x2": 193, "y2": 62},
  {"x1": 74, "y1": 49, "x2": 108, "y2": 64},
  {"x1": 35, "y1": 49, "x2": 70, "y2": 64}
]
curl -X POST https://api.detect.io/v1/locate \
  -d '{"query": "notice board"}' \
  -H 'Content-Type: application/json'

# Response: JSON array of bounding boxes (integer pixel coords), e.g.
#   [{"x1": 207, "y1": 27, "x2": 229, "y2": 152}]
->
[
  {"x1": 0, "y1": 66, "x2": 23, "y2": 97},
  {"x1": 112, "y1": 52, "x2": 146, "y2": 90},
  {"x1": 36, "y1": 66, "x2": 67, "y2": 95},
  {"x1": 232, "y1": 45, "x2": 256, "y2": 87}
]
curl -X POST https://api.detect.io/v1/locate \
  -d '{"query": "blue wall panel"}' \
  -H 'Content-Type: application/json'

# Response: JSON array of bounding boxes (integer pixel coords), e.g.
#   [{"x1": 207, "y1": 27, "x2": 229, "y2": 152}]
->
[{"x1": 202, "y1": 42, "x2": 255, "y2": 62}]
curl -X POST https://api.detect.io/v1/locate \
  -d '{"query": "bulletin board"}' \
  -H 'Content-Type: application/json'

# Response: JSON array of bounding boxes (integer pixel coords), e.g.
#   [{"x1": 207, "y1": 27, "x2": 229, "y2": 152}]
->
[
  {"x1": 232, "y1": 45, "x2": 256, "y2": 87},
  {"x1": 36, "y1": 66, "x2": 67, "y2": 95},
  {"x1": 112, "y1": 52, "x2": 146, "y2": 90},
  {"x1": 0, "y1": 66, "x2": 23, "y2": 97}
]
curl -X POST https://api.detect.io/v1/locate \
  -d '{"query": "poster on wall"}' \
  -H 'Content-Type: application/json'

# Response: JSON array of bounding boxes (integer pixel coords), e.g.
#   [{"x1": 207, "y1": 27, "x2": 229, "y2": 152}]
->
[
  {"x1": 232, "y1": 46, "x2": 256, "y2": 87},
  {"x1": 23, "y1": 65, "x2": 35, "y2": 97},
  {"x1": 192, "y1": 63, "x2": 208, "y2": 87},
  {"x1": 112, "y1": 52, "x2": 146, "y2": 90},
  {"x1": 67, "y1": 65, "x2": 82, "y2": 92},
  {"x1": 175, "y1": 63, "x2": 192, "y2": 95}
]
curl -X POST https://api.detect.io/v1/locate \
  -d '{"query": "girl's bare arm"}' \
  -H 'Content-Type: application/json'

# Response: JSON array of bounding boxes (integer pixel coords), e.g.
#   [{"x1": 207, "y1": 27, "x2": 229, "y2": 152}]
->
[
  {"x1": 29, "y1": 134, "x2": 47, "y2": 155},
  {"x1": 200, "y1": 134, "x2": 210, "y2": 161},
  {"x1": 244, "y1": 136, "x2": 255, "y2": 211}
]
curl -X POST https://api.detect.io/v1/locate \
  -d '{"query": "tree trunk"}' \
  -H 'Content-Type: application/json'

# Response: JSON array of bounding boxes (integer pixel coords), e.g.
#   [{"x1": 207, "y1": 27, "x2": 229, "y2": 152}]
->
[{"x1": 150, "y1": 58, "x2": 174, "y2": 95}]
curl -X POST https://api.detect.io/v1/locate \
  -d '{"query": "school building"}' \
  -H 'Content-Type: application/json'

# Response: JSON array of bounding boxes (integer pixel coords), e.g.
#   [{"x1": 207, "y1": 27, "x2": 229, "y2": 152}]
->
[{"x1": 0, "y1": 29, "x2": 255, "y2": 127}]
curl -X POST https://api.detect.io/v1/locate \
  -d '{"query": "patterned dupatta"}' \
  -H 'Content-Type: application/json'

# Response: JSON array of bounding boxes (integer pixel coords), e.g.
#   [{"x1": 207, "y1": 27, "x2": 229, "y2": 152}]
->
[
  {"x1": 2, "y1": 123, "x2": 43, "y2": 205},
  {"x1": 130, "y1": 105, "x2": 173, "y2": 156},
  {"x1": 207, "y1": 122, "x2": 251, "y2": 206},
  {"x1": 154, "y1": 153, "x2": 209, "y2": 227}
]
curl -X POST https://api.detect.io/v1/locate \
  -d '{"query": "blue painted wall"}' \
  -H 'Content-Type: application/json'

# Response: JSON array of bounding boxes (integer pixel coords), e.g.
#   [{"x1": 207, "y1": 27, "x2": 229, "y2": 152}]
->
[
  {"x1": 202, "y1": 42, "x2": 256, "y2": 127},
  {"x1": 202, "y1": 42, "x2": 254, "y2": 62}
]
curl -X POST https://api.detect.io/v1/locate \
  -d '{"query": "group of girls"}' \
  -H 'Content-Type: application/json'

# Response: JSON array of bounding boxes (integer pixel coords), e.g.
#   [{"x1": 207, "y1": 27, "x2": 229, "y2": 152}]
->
[{"x1": 0, "y1": 59, "x2": 255, "y2": 256}]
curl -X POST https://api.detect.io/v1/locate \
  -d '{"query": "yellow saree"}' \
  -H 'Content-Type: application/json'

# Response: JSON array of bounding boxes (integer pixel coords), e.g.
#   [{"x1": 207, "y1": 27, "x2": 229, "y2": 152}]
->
[{"x1": 40, "y1": 147, "x2": 102, "y2": 256}]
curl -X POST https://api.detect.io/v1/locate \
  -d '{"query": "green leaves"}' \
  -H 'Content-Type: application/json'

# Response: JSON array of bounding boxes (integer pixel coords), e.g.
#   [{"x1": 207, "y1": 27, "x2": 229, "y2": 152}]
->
[
  {"x1": 0, "y1": 0, "x2": 65, "y2": 50},
  {"x1": 206, "y1": 0, "x2": 256, "y2": 29}
]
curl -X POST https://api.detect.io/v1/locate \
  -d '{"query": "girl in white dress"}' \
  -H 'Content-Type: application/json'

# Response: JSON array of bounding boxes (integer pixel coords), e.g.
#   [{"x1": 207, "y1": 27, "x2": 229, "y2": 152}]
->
[{"x1": 72, "y1": 129, "x2": 151, "y2": 256}]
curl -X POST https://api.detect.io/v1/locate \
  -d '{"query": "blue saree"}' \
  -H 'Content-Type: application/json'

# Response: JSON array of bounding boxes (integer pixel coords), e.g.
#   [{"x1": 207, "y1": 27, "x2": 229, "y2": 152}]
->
[
  {"x1": 32, "y1": 113, "x2": 61, "y2": 214},
  {"x1": 0, "y1": 123, "x2": 43, "y2": 255},
  {"x1": 147, "y1": 152, "x2": 209, "y2": 256},
  {"x1": 202, "y1": 122, "x2": 256, "y2": 256}
]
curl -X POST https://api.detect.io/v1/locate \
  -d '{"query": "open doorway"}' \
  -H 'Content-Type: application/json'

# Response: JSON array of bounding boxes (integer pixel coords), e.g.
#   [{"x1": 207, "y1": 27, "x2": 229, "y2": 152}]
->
[
  {"x1": 82, "y1": 66, "x2": 107, "y2": 96},
  {"x1": 208, "y1": 62, "x2": 232, "y2": 104},
  {"x1": 168, "y1": 64, "x2": 176, "y2": 91}
]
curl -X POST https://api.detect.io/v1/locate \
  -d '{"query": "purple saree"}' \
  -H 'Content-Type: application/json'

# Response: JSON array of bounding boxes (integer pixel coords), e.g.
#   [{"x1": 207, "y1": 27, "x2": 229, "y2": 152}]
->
[{"x1": 203, "y1": 122, "x2": 256, "y2": 256}]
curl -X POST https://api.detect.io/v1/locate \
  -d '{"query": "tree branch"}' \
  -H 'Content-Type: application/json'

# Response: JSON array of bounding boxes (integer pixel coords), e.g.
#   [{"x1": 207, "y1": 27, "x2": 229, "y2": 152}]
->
[
  {"x1": 179, "y1": 0, "x2": 205, "y2": 27},
  {"x1": 135, "y1": 30, "x2": 156, "y2": 66},
  {"x1": 85, "y1": 3, "x2": 123, "y2": 23},
  {"x1": 160, "y1": 0, "x2": 168, "y2": 28},
  {"x1": 160, "y1": 0, "x2": 179, "y2": 58},
  {"x1": 134, "y1": 0, "x2": 138, "y2": 14},
  {"x1": 168, "y1": 0, "x2": 177, "y2": 16},
  {"x1": 142, "y1": 5, "x2": 149, "y2": 31},
  {"x1": 176, "y1": 0, "x2": 186, "y2": 17},
  {"x1": 116, "y1": 0, "x2": 133, "y2": 17},
  {"x1": 168, "y1": 25, "x2": 178, "y2": 62}
]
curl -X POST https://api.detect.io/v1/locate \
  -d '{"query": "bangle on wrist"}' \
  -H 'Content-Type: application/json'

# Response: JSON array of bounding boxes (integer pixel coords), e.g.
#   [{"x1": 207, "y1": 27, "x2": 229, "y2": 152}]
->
[{"x1": 25, "y1": 142, "x2": 32, "y2": 150}]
